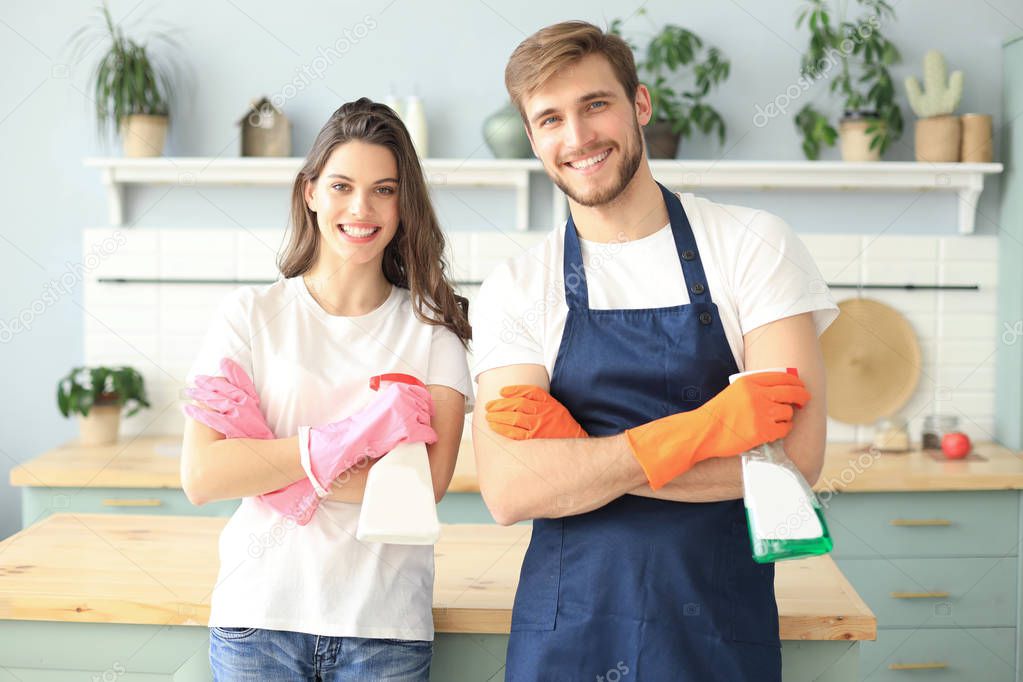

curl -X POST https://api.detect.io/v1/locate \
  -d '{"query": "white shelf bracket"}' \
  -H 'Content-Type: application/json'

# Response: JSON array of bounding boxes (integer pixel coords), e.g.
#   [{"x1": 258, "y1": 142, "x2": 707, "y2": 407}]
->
[
  {"x1": 100, "y1": 168, "x2": 124, "y2": 227},
  {"x1": 957, "y1": 175, "x2": 985, "y2": 234}
]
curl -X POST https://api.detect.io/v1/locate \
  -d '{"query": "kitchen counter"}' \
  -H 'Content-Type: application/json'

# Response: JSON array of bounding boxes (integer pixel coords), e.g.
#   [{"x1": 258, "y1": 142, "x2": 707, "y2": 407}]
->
[
  {"x1": 13, "y1": 435, "x2": 1021, "y2": 494},
  {"x1": 0, "y1": 513, "x2": 874, "y2": 640},
  {"x1": 815, "y1": 440, "x2": 1023, "y2": 492},
  {"x1": 9, "y1": 435, "x2": 481, "y2": 491}
]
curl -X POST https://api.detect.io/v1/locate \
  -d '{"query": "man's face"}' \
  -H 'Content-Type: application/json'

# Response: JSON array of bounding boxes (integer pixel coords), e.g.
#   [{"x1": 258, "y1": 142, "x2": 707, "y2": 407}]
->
[{"x1": 522, "y1": 53, "x2": 650, "y2": 208}]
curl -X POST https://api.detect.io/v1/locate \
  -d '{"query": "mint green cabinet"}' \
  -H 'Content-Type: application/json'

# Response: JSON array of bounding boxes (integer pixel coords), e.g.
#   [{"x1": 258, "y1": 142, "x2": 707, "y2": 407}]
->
[
  {"x1": 19, "y1": 488, "x2": 494, "y2": 528},
  {"x1": 825, "y1": 491, "x2": 1020, "y2": 680}
]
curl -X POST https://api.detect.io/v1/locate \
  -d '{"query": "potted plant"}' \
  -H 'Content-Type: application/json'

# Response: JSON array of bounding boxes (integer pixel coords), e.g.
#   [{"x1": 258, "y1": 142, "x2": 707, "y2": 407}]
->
[
  {"x1": 71, "y1": 2, "x2": 178, "y2": 157},
  {"x1": 904, "y1": 50, "x2": 964, "y2": 162},
  {"x1": 57, "y1": 366, "x2": 150, "y2": 445},
  {"x1": 611, "y1": 13, "x2": 730, "y2": 158},
  {"x1": 793, "y1": 0, "x2": 904, "y2": 161}
]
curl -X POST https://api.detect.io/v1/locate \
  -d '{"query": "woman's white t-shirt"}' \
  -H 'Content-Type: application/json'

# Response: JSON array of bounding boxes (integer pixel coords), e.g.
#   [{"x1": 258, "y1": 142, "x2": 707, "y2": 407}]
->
[
  {"x1": 186, "y1": 275, "x2": 473, "y2": 640},
  {"x1": 470, "y1": 192, "x2": 840, "y2": 382}
]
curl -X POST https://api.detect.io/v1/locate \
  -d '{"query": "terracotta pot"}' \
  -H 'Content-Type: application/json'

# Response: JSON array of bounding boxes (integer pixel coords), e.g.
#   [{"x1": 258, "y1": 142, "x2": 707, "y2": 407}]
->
[
  {"x1": 960, "y1": 114, "x2": 993, "y2": 163},
  {"x1": 914, "y1": 114, "x2": 961, "y2": 162},
  {"x1": 78, "y1": 404, "x2": 121, "y2": 446},
  {"x1": 644, "y1": 121, "x2": 680, "y2": 159},
  {"x1": 839, "y1": 116, "x2": 883, "y2": 162},
  {"x1": 121, "y1": 114, "x2": 168, "y2": 158}
]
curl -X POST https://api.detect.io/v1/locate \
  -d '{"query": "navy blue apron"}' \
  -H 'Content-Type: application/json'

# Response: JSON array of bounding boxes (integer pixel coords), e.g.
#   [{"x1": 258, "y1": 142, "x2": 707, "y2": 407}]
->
[{"x1": 505, "y1": 184, "x2": 781, "y2": 681}]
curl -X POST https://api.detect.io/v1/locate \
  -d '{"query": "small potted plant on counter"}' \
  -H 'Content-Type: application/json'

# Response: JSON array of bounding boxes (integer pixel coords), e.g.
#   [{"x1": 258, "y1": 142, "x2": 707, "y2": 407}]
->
[
  {"x1": 71, "y1": 1, "x2": 179, "y2": 157},
  {"x1": 57, "y1": 365, "x2": 150, "y2": 445},
  {"x1": 904, "y1": 50, "x2": 964, "y2": 162},
  {"x1": 611, "y1": 12, "x2": 730, "y2": 158},
  {"x1": 793, "y1": 0, "x2": 903, "y2": 161}
]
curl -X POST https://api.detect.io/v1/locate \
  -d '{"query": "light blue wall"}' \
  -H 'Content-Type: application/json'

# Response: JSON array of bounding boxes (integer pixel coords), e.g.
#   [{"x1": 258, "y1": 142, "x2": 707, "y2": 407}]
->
[{"x1": 0, "y1": 0, "x2": 1018, "y2": 539}]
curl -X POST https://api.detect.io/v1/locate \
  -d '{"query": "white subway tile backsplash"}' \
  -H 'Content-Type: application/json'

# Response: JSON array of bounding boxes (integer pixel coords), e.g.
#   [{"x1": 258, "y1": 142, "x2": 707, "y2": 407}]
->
[
  {"x1": 800, "y1": 235, "x2": 863, "y2": 262},
  {"x1": 85, "y1": 228, "x2": 158, "y2": 279},
  {"x1": 939, "y1": 339, "x2": 998, "y2": 367},
  {"x1": 445, "y1": 233, "x2": 474, "y2": 283},
  {"x1": 937, "y1": 365, "x2": 997, "y2": 393},
  {"x1": 237, "y1": 229, "x2": 285, "y2": 280},
  {"x1": 863, "y1": 260, "x2": 939, "y2": 286},
  {"x1": 84, "y1": 304, "x2": 159, "y2": 336},
  {"x1": 938, "y1": 312, "x2": 997, "y2": 340},
  {"x1": 78, "y1": 229, "x2": 1000, "y2": 442},
  {"x1": 816, "y1": 260, "x2": 860, "y2": 286},
  {"x1": 940, "y1": 261, "x2": 999, "y2": 289},
  {"x1": 940, "y1": 236, "x2": 998, "y2": 261},
  {"x1": 864, "y1": 236, "x2": 939, "y2": 261},
  {"x1": 941, "y1": 289, "x2": 998, "y2": 314},
  {"x1": 159, "y1": 230, "x2": 236, "y2": 278}
]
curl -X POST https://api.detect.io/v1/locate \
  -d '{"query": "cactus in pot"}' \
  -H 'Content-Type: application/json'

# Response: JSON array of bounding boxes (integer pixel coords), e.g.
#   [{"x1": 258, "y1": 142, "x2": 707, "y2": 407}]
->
[{"x1": 904, "y1": 50, "x2": 964, "y2": 162}]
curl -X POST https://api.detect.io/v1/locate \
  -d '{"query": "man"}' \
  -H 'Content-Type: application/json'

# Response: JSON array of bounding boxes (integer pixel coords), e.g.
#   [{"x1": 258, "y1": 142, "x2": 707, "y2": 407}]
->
[{"x1": 469, "y1": 21, "x2": 839, "y2": 681}]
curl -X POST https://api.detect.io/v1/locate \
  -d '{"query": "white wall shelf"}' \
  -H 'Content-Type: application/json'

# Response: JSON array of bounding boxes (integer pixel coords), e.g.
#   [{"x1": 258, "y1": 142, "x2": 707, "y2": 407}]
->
[
  {"x1": 86, "y1": 158, "x2": 1002, "y2": 234},
  {"x1": 84, "y1": 157, "x2": 550, "y2": 231},
  {"x1": 646, "y1": 160, "x2": 1003, "y2": 235}
]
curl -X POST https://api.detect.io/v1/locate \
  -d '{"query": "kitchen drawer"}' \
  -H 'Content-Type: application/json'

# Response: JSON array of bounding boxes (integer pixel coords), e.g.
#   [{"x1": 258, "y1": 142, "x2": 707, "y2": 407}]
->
[
  {"x1": 858, "y1": 627, "x2": 1015, "y2": 681},
  {"x1": 836, "y1": 557, "x2": 1017, "y2": 628},
  {"x1": 825, "y1": 491, "x2": 1018, "y2": 558},
  {"x1": 20, "y1": 487, "x2": 239, "y2": 527}
]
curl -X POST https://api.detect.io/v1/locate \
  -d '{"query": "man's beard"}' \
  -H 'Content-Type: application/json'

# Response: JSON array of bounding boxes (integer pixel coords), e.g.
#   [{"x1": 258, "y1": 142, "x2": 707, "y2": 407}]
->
[{"x1": 551, "y1": 118, "x2": 643, "y2": 208}]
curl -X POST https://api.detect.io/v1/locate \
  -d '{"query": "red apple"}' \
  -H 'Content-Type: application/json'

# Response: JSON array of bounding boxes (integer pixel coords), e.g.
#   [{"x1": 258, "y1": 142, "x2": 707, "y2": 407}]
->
[{"x1": 941, "y1": 432, "x2": 972, "y2": 459}]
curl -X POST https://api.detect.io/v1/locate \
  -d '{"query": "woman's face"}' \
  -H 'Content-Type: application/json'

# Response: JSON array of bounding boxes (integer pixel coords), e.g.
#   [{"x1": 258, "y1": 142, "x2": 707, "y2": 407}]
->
[{"x1": 305, "y1": 140, "x2": 401, "y2": 269}]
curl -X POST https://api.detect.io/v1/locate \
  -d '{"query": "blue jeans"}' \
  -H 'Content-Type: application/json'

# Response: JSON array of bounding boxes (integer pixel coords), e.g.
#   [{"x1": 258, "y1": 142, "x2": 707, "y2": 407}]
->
[{"x1": 209, "y1": 627, "x2": 432, "y2": 681}]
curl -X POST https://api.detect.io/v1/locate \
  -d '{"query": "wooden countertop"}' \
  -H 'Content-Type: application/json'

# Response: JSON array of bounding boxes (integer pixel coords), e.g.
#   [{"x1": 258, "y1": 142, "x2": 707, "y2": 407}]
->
[
  {"x1": 8, "y1": 435, "x2": 480, "y2": 492},
  {"x1": 12, "y1": 435, "x2": 1022, "y2": 494},
  {"x1": 0, "y1": 513, "x2": 875, "y2": 640},
  {"x1": 814, "y1": 440, "x2": 1023, "y2": 493}
]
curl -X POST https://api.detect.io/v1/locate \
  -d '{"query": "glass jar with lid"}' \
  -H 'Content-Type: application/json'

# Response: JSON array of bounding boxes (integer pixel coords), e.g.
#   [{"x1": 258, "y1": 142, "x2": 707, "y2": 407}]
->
[
  {"x1": 872, "y1": 416, "x2": 910, "y2": 452},
  {"x1": 922, "y1": 414, "x2": 959, "y2": 450}
]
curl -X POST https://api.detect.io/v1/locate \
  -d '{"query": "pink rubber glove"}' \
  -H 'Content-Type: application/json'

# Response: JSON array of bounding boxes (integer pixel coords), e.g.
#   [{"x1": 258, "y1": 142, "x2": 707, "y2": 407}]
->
[
  {"x1": 183, "y1": 358, "x2": 274, "y2": 440},
  {"x1": 260, "y1": 382, "x2": 438, "y2": 525}
]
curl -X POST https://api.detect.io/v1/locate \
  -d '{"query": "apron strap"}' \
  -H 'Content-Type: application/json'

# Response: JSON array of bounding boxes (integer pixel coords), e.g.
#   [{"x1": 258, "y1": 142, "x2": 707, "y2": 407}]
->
[
  {"x1": 660, "y1": 183, "x2": 711, "y2": 305},
  {"x1": 562, "y1": 182, "x2": 713, "y2": 311}
]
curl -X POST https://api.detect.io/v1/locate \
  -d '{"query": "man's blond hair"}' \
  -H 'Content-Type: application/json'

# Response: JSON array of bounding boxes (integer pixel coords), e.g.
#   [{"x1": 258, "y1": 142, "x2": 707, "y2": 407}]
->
[{"x1": 505, "y1": 21, "x2": 639, "y2": 127}]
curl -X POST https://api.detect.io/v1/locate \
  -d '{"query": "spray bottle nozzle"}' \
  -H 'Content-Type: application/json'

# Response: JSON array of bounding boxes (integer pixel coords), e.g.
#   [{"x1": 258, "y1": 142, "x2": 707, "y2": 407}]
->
[{"x1": 369, "y1": 373, "x2": 426, "y2": 391}]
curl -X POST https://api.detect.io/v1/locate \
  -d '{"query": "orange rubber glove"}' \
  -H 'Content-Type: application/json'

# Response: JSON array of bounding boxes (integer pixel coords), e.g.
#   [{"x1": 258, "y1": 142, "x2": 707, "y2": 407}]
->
[
  {"x1": 485, "y1": 385, "x2": 588, "y2": 440},
  {"x1": 626, "y1": 371, "x2": 810, "y2": 489}
]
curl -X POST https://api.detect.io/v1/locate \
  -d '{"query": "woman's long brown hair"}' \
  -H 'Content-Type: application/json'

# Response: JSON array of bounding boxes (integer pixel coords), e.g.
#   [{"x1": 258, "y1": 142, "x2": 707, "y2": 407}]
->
[{"x1": 278, "y1": 98, "x2": 471, "y2": 346}]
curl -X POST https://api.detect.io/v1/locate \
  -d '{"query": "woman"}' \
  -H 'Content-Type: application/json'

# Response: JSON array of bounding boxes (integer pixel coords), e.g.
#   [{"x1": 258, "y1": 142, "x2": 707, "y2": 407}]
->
[{"x1": 181, "y1": 97, "x2": 473, "y2": 681}]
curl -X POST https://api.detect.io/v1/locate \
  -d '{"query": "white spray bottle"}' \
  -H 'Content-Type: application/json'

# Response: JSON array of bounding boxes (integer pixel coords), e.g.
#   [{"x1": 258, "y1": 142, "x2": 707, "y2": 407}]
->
[
  {"x1": 729, "y1": 367, "x2": 833, "y2": 563},
  {"x1": 356, "y1": 373, "x2": 440, "y2": 545}
]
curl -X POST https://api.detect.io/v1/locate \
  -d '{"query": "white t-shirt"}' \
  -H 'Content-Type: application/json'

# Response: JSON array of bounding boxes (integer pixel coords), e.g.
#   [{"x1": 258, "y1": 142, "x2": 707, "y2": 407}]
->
[
  {"x1": 470, "y1": 192, "x2": 839, "y2": 382},
  {"x1": 186, "y1": 275, "x2": 473, "y2": 640}
]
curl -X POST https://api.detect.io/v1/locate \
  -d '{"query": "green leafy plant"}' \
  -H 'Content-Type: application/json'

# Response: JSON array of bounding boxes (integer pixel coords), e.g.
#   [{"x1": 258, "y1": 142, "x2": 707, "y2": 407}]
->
[
  {"x1": 70, "y1": 1, "x2": 179, "y2": 142},
  {"x1": 794, "y1": 0, "x2": 904, "y2": 158},
  {"x1": 57, "y1": 366, "x2": 150, "y2": 418},
  {"x1": 610, "y1": 12, "x2": 730, "y2": 144}
]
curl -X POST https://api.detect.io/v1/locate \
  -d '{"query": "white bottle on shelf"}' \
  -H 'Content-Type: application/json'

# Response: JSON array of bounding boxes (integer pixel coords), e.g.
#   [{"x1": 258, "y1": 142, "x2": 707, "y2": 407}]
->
[
  {"x1": 403, "y1": 94, "x2": 428, "y2": 158},
  {"x1": 382, "y1": 88, "x2": 403, "y2": 119}
]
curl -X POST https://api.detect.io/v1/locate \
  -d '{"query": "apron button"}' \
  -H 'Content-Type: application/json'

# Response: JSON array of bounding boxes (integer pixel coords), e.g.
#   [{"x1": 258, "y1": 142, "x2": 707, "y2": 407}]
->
[
  {"x1": 691, "y1": 282, "x2": 705, "y2": 295},
  {"x1": 681, "y1": 249, "x2": 696, "y2": 261},
  {"x1": 699, "y1": 311, "x2": 713, "y2": 325}
]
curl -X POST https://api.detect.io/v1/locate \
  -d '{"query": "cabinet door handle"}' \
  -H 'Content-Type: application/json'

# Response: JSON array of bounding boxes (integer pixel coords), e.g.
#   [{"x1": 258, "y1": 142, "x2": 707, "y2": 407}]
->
[
  {"x1": 101, "y1": 498, "x2": 163, "y2": 507},
  {"x1": 890, "y1": 591, "x2": 950, "y2": 599},
  {"x1": 888, "y1": 662, "x2": 948, "y2": 670},
  {"x1": 889, "y1": 518, "x2": 952, "y2": 527}
]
